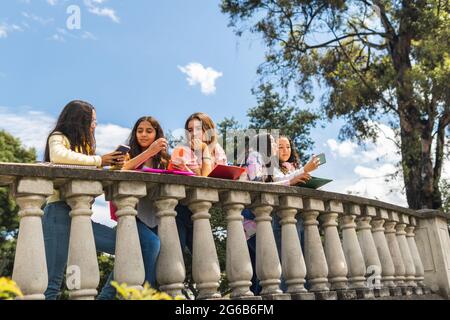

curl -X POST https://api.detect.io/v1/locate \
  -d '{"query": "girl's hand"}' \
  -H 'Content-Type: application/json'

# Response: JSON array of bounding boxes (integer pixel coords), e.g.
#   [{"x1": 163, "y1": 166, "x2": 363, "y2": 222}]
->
[
  {"x1": 146, "y1": 138, "x2": 168, "y2": 156},
  {"x1": 101, "y1": 151, "x2": 125, "y2": 167},
  {"x1": 171, "y1": 158, "x2": 193, "y2": 173},
  {"x1": 290, "y1": 172, "x2": 311, "y2": 186},
  {"x1": 191, "y1": 138, "x2": 206, "y2": 152},
  {"x1": 304, "y1": 155, "x2": 320, "y2": 173}
]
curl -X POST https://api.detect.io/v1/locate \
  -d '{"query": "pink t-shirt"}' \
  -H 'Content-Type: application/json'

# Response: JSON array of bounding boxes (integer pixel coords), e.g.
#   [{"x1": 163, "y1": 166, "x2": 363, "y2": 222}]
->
[{"x1": 173, "y1": 143, "x2": 227, "y2": 173}]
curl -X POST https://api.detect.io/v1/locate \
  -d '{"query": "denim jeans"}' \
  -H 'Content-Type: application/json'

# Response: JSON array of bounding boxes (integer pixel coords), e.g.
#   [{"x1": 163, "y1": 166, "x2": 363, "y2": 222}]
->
[
  {"x1": 243, "y1": 209, "x2": 306, "y2": 294},
  {"x1": 42, "y1": 201, "x2": 116, "y2": 300},
  {"x1": 43, "y1": 202, "x2": 161, "y2": 300},
  {"x1": 136, "y1": 218, "x2": 160, "y2": 287},
  {"x1": 272, "y1": 213, "x2": 305, "y2": 292},
  {"x1": 175, "y1": 204, "x2": 193, "y2": 255}
]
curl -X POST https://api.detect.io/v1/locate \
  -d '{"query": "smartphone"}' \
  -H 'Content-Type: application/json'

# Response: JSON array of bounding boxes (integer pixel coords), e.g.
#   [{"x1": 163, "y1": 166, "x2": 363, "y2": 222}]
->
[
  {"x1": 316, "y1": 153, "x2": 326, "y2": 165},
  {"x1": 115, "y1": 144, "x2": 131, "y2": 155}
]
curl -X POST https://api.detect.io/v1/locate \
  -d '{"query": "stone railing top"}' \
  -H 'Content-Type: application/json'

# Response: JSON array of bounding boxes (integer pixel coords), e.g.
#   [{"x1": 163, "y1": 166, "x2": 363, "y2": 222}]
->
[{"x1": 0, "y1": 162, "x2": 447, "y2": 220}]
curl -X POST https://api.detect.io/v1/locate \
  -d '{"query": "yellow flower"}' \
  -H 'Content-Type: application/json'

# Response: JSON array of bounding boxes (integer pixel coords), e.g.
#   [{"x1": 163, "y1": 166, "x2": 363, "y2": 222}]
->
[
  {"x1": 111, "y1": 281, "x2": 185, "y2": 300},
  {"x1": 0, "y1": 277, "x2": 24, "y2": 300}
]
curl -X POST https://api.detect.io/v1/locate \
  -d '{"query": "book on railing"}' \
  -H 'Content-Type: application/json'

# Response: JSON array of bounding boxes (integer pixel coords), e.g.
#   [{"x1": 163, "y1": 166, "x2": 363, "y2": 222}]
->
[
  {"x1": 207, "y1": 164, "x2": 246, "y2": 180},
  {"x1": 297, "y1": 176, "x2": 333, "y2": 189},
  {"x1": 35, "y1": 162, "x2": 99, "y2": 169}
]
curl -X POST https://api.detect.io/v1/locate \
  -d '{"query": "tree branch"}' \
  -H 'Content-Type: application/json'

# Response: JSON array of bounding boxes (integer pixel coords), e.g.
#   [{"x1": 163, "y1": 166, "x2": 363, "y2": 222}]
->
[{"x1": 328, "y1": 25, "x2": 399, "y2": 115}]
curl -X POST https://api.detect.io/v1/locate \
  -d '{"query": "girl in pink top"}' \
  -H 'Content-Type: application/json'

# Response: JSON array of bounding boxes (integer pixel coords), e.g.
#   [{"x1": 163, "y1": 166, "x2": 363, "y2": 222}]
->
[
  {"x1": 171, "y1": 112, "x2": 227, "y2": 176},
  {"x1": 172, "y1": 112, "x2": 228, "y2": 260}
]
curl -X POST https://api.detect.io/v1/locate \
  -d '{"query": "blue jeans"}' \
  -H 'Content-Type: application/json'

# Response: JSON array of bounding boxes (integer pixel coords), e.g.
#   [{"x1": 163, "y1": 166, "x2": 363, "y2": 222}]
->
[
  {"x1": 243, "y1": 209, "x2": 306, "y2": 294},
  {"x1": 242, "y1": 209, "x2": 261, "y2": 295},
  {"x1": 272, "y1": 213, "x2": 305, "y2": 292},
  {"x1": 175, "y1": 204, "x2": 193, "y2": 256},
  {"x1": 136, "y1": 218, "x2": 160, "y2": 287},
  {"x1": 42, "y1": 201, "x2": 116, "y2": 300}
]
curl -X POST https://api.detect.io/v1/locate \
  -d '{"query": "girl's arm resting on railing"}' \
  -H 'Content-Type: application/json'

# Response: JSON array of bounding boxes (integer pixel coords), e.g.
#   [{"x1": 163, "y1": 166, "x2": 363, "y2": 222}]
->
[
  {"x1": 273, "y1": 167, "x2": 305, "y2": 182},
  {"x1": 122, "y1": 149, "x2": 154, "y2": 171},
  {"x1": 49, "y1": 134, "x2": 102, "y2": 167}
]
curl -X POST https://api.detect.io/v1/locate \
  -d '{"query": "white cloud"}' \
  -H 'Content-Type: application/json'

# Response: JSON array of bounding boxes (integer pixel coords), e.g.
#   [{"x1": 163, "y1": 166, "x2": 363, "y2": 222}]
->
[
  {"x1": 50, "y1": 33, "x2": 65, "y2": 42},
  {"x1": 84, "y1": 0, "x2": 120, "y2": 23},
  {"x1": 49, "y1": 28, "x2": 97, "y2": 42},
  {"x1": 323, "y1": 121, "x2": 449, "y2": 206},
  {"x1": 81, "y1": 31, "x2": 97, "y2": 40},
  {"x1": 46, "y1": 0, "x2": 58, "y2": 5},
  {"x1": 0, "y1": 106, "x2": 55, "y2": 157},
  {"x1": 92, "y1": 194, "x2": 117, "y2": 228},
  {"x1": 94, "y1": 124, "x2": 131, "y2": 155},
  {"x1": 0, "y1": 22, "x2": 24, "y2": 38},
  {"x1": 22, "y1": 12, "x2": 54, "y2": 25},
  {"x1": 0, "y1": 26, "x2": 7, "y2": 38},
  {"x1": 327, "y1": 139, "x2": 357, "y2": 158},
  {"x1": 326, "y1": 122, "x2": 400, "y2": 164},
  {"x1": 178, "y1": 62, "x2": 223, "y2": 95}
]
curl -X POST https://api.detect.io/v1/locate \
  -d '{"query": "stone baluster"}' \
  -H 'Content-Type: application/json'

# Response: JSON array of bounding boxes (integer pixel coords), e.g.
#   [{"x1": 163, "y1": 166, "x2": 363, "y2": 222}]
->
[
  {"x1": 371, "y1": 208, "x2": 396, "y2": 296},
  {"x1": 301, "y1": 198, "x2": 336, "y2": 300},
  {"x1": 11, "y1": 178, "x2": 53, "y2": 300},
  {"x1": 396, "y1": 213, "x2": 416, "y2": 295},
  {"x1": 277, "y1": 196, "x2": 314, "y2": 300},
  {"x1": 341, "y1": 204, "x2": 373, "y2": 299},
  {"x1": 220, "y1": 191, "x2": 259, "y2": 300},
  {"x1": 356, "y1": 206, "x2": 383, "y2": 297},
  {"x1": 62, "y1": 180, "x2": 103, "y2": 300},
  {"x1": 405, "y1": 216, "x2": 425, "y2": 295},
  {"x1": 320, "y1": 201, "x2": 356, "y2": 300},
  {"x1": 152, "y1": 184, "x2": 186, "y2": 297},
  {"x1": 251, "y1": 193, "x2": 289, "y2": 300},
  {"x1": 414, "y1": 209, "x2": 449, "y2": 297},
  {"x1": 110, "y1": 181, "x2": 148, "y2": 290},
  {"x1": 384, "y1": 211, "x2": 406, "y2": 295},
  {"x1": 185, "y1": 187, "x2": 221, "y2": 300}
]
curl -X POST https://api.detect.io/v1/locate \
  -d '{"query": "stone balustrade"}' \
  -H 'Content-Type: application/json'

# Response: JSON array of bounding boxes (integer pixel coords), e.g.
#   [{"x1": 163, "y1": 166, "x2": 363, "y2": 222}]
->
[{"x1": 0, "y1": 163, "x2": 449, "y2": 300}]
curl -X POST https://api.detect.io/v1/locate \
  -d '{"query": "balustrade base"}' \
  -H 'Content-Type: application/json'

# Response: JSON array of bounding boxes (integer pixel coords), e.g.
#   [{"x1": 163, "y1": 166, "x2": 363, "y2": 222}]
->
[
  {"x1": 373, "y1": 288, "x2": 391, "y2": 298},
  {"x1": 261, "y1": 293, "x2": 291, "y2": 300},
  {"x1": 401, "y1": 287, "x2": 414, "y2": 296},
  {"x1": 389, "y1": 287, "x2": 403, "y2": 296},
  {"x1": 232, "y1": 295, "x2": 263, "y2": 300},
  {"x1": 290, "y1": 292, "x2": 316, "y2": 300},
  {"x1": 312, "y1": 290, "x2": 338, "y2": 300},
  {"x1": 413, "y1": 286, "x2": 424, "y2": 295},
  {"x1": 335, "y1": 289, "x2": 357, "y2": 300},
  {"x1": 355, "y1": 288, "x2": 375, "y2": 299},
  {"x1": 422, "y1": 286, "x2": 431, "y2": 295}
]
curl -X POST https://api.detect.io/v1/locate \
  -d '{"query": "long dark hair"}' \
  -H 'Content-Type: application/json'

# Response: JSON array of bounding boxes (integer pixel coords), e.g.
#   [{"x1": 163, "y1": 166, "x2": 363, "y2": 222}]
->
[
  {"x1": 44, "y1": 100, "x2": 96, "y2": 162},
  {"x1": 127, "y1": 116, "x2": 169, "y2": 169},
  {"x1": 239, "y1": 132, "x2": 276, "y2": 182},
  {"x1": 279, "y1": 135, "x2": 301, "y2": 174}
]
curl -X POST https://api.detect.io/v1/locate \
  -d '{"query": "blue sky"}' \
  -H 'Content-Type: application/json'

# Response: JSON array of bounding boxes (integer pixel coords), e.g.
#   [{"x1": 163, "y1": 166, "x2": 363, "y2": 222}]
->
[{"x1": 3, "y1": 0, "x2": 446, "y2": 225}]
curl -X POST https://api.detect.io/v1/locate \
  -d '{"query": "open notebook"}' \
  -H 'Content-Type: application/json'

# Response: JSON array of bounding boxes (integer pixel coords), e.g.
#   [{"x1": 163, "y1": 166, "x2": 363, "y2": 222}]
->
[
  {"x1": 297, "y1": 176, "x2": 333, "y2": 189},
  {"x1": 208, "y1": 164, "x2": 246, "y2": 180},
  {"x1": 36, "y1": 162, "x2": 98, "y2": 169}
]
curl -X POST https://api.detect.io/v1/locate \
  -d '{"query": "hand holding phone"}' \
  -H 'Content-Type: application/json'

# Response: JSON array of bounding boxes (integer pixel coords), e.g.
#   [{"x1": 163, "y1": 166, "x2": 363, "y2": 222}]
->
[
  {"x1": 316, "y1": 153, "x2": 326, "y2": 165},
  {"x1": 115, "y1": 144, "x2": 131, "y2": 155}
]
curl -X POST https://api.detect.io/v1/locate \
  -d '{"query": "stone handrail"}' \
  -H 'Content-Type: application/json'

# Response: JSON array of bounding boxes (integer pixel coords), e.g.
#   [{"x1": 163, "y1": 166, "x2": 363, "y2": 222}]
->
[{"x1": 0, "y1": 162, "x2": 449, "y2": 300}]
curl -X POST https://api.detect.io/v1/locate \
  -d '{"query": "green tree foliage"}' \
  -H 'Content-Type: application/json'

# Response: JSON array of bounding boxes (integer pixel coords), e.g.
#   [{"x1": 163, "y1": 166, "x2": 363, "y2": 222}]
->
[
  {"x1": 0, "y1": 130, "x2": 37, "y2": 276},
  {"x1": 221, "y1": 0, "x2": 450, "y2": 210}
]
